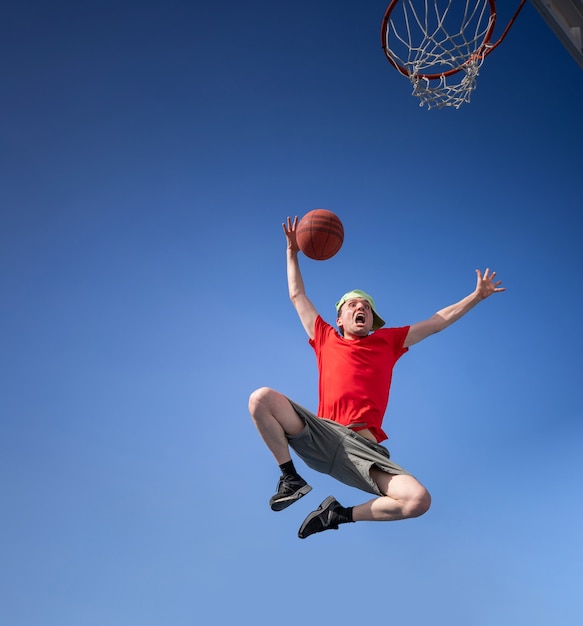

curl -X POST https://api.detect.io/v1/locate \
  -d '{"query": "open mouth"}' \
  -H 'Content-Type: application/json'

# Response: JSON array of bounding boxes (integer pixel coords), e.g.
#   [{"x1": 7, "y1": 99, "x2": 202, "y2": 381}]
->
[{"x1": 355, "y1": 313, "x2": 366, "y2": 324}]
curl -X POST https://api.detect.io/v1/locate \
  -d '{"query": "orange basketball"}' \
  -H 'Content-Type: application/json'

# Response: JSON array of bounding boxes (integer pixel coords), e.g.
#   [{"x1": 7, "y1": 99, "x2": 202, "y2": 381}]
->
[{"x1": 296, "y1": 209, "x2": 344, "y2": 261}]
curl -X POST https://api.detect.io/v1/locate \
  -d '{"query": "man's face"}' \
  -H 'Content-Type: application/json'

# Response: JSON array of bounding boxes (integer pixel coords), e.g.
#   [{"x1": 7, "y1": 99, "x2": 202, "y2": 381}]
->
[{"x1": 337, "y1": 297, "x2": 374, "y2": 338}]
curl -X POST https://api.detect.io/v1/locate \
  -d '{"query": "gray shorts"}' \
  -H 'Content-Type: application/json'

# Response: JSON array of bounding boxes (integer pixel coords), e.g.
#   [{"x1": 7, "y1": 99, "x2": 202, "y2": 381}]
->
[{"x1": 286, "y1": 399, "x2": 411, "y2": 496}]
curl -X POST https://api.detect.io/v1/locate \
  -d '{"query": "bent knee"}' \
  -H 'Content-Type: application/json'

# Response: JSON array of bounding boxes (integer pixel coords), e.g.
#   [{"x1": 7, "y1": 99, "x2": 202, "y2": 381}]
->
[
  {"x1": 248, "y1": 386, "x2": 276, "y2": 414},
  {"x1": 405, "y1": 490, "x2": 431, "y2": 518}
]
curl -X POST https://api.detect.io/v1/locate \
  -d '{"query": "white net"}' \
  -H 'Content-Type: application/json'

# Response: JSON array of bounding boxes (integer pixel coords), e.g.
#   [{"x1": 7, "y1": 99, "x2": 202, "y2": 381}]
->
[
  {"x1": 409, "y1": 55, "x2": 484, "y2": 108},
  {"x1": 382, "y1": 0, "x2": 496, "y2": 109}
]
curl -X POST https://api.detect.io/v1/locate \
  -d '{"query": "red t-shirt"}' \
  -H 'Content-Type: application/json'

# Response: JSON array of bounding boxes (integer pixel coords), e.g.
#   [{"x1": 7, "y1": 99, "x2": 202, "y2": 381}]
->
[{"x1": 308, "y1": 315, "x2": 410, "y2": 442}]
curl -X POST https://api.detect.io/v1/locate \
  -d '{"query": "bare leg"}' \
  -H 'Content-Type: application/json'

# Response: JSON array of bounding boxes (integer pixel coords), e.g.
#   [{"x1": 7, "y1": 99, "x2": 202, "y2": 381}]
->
[
  {"x1": 248, "y1": 387, "x2": 304, "y2": 465},
  {"x1": 352, "y1": 470, "x2": 431, "y2": 522}
]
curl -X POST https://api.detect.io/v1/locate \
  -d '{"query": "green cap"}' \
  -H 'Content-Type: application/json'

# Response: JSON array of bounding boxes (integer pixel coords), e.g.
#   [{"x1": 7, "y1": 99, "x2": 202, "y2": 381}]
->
[{"x1": 335, "y1": 289, "x2": 386, "y2": 330}]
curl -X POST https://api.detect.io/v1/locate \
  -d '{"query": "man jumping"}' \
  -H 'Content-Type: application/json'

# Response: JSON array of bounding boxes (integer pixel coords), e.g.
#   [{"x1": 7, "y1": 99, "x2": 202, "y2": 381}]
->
[{"x1": 248, "y1": 216, "x2": 504, "y2": 539}]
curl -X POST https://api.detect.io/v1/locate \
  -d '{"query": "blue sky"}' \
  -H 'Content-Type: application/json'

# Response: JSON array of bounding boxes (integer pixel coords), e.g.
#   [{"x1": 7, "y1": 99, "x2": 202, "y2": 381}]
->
[{"x1": 1, "y1": 1, "x2": 582, "y2": 624}]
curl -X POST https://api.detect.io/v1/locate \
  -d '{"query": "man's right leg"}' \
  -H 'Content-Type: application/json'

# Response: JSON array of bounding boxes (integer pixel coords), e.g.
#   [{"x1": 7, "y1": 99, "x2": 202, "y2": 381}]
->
[
  {"x1": 248, "y1": 387, "x2": 311, "y2": 510},
  {"x1": 248, "y1": 387, "x2": 305, "y2": 463}
]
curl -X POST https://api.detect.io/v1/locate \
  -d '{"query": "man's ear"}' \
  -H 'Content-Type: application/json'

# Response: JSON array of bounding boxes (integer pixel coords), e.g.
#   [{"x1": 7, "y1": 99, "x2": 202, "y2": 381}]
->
[{"x1": 336, "y1": 317, "x2": 343, "y2": 329}]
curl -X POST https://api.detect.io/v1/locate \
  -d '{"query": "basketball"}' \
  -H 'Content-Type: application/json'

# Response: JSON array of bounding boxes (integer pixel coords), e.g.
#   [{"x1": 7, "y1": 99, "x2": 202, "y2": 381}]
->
[{"x1": 296, "y1": 209, "x2": 344, "y2": 261}]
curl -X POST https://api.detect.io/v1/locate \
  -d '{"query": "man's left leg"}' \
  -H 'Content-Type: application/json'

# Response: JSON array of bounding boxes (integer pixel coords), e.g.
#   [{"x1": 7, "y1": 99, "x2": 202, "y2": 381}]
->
[
  {"x1": 298, "y1": 470, "x2": 431, "y2": 538},
  {"x1": 353, "y1": 470, "x2": 431, "y2": 521}
]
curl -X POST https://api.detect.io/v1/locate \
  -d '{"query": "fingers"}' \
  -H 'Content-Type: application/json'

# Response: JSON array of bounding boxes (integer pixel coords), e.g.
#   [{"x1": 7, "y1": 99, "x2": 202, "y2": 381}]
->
[
  {"x1": 282, "y1": 216, "x2": 298, "y2": 234},
  {"x1": 476, "y1": 268, "x2": 499, "y2": 283},
  {"x1": 475, "y1": 268, "x2": 505, "y2": 294}
]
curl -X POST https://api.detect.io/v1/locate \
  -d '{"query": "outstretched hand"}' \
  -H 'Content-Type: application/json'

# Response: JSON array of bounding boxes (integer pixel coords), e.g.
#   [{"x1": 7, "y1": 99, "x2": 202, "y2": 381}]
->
[
  {"x1": 475, "y1": 268, "x2": 505, "y2": 300},
  {"x1": 282, "y1": 216, "x2": 300, "y2": 252}
]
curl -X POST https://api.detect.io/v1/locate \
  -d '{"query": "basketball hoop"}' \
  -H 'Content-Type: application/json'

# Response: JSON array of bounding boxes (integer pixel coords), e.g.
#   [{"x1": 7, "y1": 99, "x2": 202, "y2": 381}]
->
[{"x1": 380, "y1": 0, "x2": 527, "y2": 109}]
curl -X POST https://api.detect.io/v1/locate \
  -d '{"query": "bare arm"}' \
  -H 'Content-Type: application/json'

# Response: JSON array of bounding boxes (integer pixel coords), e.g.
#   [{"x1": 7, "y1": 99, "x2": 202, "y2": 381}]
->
[
  {"x1": 283, "y1": 216, "x2": 319, "y2": 339},
  {"x1": 404, "y1": 268, "x2": 505, "y2": 348}
]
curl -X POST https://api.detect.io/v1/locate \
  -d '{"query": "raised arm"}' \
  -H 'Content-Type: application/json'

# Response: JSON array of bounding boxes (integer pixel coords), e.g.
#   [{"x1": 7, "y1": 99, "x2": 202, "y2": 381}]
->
[
  {"x1": 283, "y1": 216, "x2": 319, "y2": 339},
  {"x1": 404, "y1": 268, "x2": 505, "y2": 348}
]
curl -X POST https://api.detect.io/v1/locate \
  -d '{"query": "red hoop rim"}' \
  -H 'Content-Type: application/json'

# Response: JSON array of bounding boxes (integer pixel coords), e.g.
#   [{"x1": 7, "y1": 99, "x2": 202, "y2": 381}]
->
[{"x1": 380, "y1": 0, "x2": 526, "y2": 80}]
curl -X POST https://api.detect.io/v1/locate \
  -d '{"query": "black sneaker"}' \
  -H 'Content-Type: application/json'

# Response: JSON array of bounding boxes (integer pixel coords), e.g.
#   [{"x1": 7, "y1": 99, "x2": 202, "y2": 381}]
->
[
  {"x1": 269, "y1": 475, "x2": 312, "y2": 511},
  {"x1": 298, "y1": 496, "x2": 342, "y2": 539}
]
